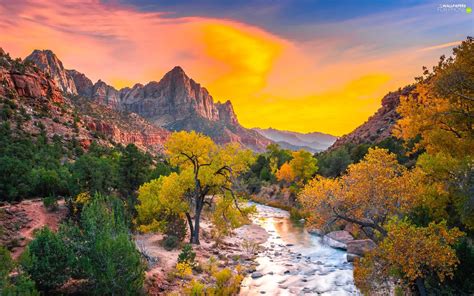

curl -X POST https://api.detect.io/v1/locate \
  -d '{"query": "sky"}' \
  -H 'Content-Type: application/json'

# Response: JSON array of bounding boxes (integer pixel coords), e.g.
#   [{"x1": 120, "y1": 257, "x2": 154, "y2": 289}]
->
[{"x1": 0, "y1": 0, "x2": 472, "y2": 136}]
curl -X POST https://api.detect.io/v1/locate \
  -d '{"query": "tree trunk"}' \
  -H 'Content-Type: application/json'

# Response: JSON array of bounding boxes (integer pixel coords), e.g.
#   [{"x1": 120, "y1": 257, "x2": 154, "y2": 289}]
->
[
  {"x1": 415, "y1": 278, "x2": 427, "y2": 296},
  {"x1": 185, "y1": 212, "x2": 194, "y2": 244},
  {"x1": 191, "y1": 197, "x2": 203, "y2": 244}
]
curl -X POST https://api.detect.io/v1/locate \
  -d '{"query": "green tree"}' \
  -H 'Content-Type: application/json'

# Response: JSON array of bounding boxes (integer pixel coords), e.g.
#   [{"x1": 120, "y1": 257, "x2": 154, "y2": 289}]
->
[
  {"x1": 20, "y1": 227, "x2": 73, "y2": 292},
  {"x1": 117, "y1": 144, "x2": 152, "y2": 197},
  {"x1": 80, "y1": 195, "x2": 145, "y2": 295},
  {"x1": 70, "y1": 153, "x2": 118, "y2": 195}
]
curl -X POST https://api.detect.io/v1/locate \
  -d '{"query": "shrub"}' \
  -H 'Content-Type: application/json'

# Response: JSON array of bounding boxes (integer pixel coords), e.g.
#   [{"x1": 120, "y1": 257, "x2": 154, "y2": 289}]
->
[
  {"x1": 207, "y1": 268, "x2": 244, "y2": 295},
  {"x1": 175, "y1": 262, "x2": 192, "y2": 279},
  {"x1": 20, "y1": 227, "x2": 73, "y2": 292},
  {"x1": 0, "y1": 246, "x2": 14, "y2": 289},
  {"x1": 178, "y1": 244, "x2": 196, "y2": 266},
  {"x1": 43, "y1": 196, "x2": 58, "y2": 211},
  {"x1": 80, "y1": 195, "x2": 145, "y2": 295},
  {"x1": 184, "y1": 280, "x2": 205, "y2": 295},
  {"x1": 163, "y1": 235, "x2": 179, "y2": 251}
]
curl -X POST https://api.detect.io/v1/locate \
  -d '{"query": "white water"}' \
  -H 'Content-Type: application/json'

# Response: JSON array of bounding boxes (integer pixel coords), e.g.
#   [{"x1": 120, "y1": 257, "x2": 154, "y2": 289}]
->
[{"x1": 240, "y1": 203, "x2": 359, "y2": 295}]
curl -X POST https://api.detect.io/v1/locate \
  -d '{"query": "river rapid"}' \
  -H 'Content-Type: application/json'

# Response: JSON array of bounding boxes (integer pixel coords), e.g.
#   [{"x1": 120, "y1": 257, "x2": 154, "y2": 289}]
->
[{"x1": 239, "y1": 203, "x2": 360, "y2": 296}]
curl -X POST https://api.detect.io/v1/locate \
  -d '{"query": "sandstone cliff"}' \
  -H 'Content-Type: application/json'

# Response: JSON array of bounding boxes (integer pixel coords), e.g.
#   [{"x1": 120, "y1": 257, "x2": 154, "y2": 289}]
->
[{"x1": 1, "y1": 49, "x2": 168, "y2": 153}]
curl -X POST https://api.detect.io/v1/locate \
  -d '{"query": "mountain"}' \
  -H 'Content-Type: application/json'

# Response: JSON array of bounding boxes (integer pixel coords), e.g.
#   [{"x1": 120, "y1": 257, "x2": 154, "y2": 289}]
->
[
  {"x1": 2, "y1": 48, "x2": 169, "y2": 153},
  {"x1": 329, "y1": 85, "x2": 415, "y2": 150},
  {"x1": 25, "y1": 50, "x2": 271, "y2": 151},
  {"x1": 254, "y1": 128, "x2": 337, "y2": 152}
]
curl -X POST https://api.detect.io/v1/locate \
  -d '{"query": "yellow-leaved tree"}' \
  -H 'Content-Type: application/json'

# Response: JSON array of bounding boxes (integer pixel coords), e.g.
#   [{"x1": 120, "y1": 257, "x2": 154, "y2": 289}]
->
[
  {"x1": 276, "y1": 150, "x2": 317, "y2": 186},
  {"x1": 136, "y1": 131, "x2": 255, "y2": 244},
  {"x1": 355, "y1": 219, "x2": 463, "y2": 295},
  {"x1": 395, "y1": 37, "x2": 474, "y2": 229},
  {"x1": 298, "y1": 148, "x2": 420, "y2": 239}
]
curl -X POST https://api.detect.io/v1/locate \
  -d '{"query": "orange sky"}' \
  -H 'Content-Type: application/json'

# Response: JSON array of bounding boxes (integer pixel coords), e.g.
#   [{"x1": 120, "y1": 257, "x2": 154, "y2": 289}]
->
[{"x1": 0, "y1": 0, "x2": 466, "y2": 136}]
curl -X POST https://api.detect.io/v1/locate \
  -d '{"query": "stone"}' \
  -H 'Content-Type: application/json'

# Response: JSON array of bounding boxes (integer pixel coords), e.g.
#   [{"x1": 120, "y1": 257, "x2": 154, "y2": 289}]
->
[
  {"x1": 347, "y1": 253, "x2": 360, "y2": 262},
  {"x1": 347, "y1": 239, "x2": 376, "y2": 257},
  {"x1": 251, "y1": 272, "x2": 264, "y2": 279},
  {"x1": 323, "y1": 230, "x2": 354, "y2": 249}
]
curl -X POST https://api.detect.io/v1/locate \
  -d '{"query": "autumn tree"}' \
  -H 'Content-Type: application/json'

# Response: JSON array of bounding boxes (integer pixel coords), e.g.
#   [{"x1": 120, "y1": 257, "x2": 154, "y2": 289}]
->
[
  {"x1": 136, "y1": 131, "x2": 254, "y2": 244},
  {"x1": 298, "y1": 148, "x2": 420, "y2": 239},
  {"x1": 275, "y1": 162, "x2": 295, "y2": 184},
  {"x1": 395, "y1": 38, "x2": 474, "y2": 230},
  {"x1": 395, "y1": 37, "x2": 474, "y2": 158},
  {"x1": 355, "y1": 219, "x2": 463, "y2": 295},
  {"x1": 276, "y1": 150, "x2": 317, "y2": 186}
]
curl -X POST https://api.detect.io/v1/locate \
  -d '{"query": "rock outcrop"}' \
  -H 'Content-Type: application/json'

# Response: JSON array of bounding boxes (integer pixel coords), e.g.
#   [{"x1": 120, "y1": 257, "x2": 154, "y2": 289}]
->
[
  {"x1": 1, "y1": 49, "x2": 168, "y2": 153},
  {"x1": 25, "y1": 49, "x2": 77, "y2": 94},
  {"x1": 25, "y1": 50, "x2": 271, "y2": 151},
  {"x1": 330, "y1": 85, "x2": 415, "y2": 149}
]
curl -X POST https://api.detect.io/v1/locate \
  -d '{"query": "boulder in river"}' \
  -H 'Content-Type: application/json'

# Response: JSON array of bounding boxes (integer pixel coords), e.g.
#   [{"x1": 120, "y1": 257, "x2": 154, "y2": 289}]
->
[
  {"x1": 323, "y1": 230, "x2": 354, "y2": 250},
  {"x1": 251, "y1": 272, "x2": 264, "y2": 279},
  {"x1": 347, "y1": 239, "x2": 376, "y2": 256}
]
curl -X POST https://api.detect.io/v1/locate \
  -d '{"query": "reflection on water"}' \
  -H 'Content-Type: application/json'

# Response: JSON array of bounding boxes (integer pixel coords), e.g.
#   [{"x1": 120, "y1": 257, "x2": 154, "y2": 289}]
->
[{"x1": 240, "y1": 202, "x2": 359, "y2": 296}]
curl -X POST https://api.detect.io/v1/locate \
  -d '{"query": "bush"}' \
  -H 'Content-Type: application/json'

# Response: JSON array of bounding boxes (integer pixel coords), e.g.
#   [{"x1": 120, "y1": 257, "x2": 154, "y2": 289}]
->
[
  {"x1": 0, "y1": 246, "x2": 14, "y2": 289},
  {"x1": 184, "y1": 280, "x2": 205, "y2": 295},
  {"x1": 20, "y1": 227, "x2": 73, "y2": 292},
  {"x1": 175, "y1": 262, "x2": 192, "y2": 279},
  {"x1": 79, "y1": 195, "x2": 145, "y2": 295},
  {"x1": 164, "y1": 213, "x2": 187, "y2": 242},
  {"x1": 43, "y1": 196, "x2": 58, "y2": 211},
  {"x1": 163, "y1": 235, "x2": 179, "y2": 251},
  {"x1": 178, "y1": 244, "x2": 196, "y2": 266}
]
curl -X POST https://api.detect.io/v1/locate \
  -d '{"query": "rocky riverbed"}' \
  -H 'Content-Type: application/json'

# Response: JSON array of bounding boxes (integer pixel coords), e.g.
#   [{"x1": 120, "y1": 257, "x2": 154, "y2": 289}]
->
[{"x1": 240, "y1": 203, "x2": 360, "y2": 295}]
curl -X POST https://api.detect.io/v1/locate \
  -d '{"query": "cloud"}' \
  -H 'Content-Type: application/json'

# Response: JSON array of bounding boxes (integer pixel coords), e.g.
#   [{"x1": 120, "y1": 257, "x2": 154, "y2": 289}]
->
[
  {"x1": 418, "y1": 40, "x2": 463, "y2": 52},
  {"x1": 0, "y1": 0, "x2": 467, "y2": 135}
]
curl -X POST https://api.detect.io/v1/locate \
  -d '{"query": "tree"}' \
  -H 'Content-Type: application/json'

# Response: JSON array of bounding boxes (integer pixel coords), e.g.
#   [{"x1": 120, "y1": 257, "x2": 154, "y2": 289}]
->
[
  {"x1": 137, "y1": 131, "x2": 254, "y2": 244},
  {"x1": 395, "y1": 37, "x2": 474, "y2": 159},
  {"x1": 298, "y1": 148, "x2": 420, "y2": 239},
  {"x1": 70, "y1": 153, "x2": 118, "y2": 195},
  {"x1": 20, "y1": 227, "x2": 73, "y2": 292},
  {"x1": 79, "y1": 195, "x2": 145, "y2": 295},
  {"x1": 266, "y1": 143, "x2": 292, "y2": 173},
  {"x1": 317, "y1": 146, "x2": 352, "y2": 177},
  {"x1": 276, "y1": 162, "x2": 295, "y2": 184},
  {"x1": 288, "y1": 150, "x2": 318, "y2": 184},
  {"x1": 355, "y1": 219, "x2": 463, "y2": 295},
  {"x1": 117, "y1": 144, "x2": 152, "y2": 198}
]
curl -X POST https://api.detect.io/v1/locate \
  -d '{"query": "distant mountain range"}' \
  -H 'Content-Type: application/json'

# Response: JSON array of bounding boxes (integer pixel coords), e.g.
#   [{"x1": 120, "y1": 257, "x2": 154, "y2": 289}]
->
[
  {"x1": 25, "y1": 50, "x2": 271, "y2": 151},
  {"x1": 254, "y1": 128, "x2": 337, "y2": 153}
]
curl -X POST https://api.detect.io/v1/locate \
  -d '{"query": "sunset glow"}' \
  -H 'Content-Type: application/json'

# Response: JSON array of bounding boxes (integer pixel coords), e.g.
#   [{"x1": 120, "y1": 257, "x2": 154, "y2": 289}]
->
[{"x1": 1, "y1": 0, "x2": 471, "y2": 135}]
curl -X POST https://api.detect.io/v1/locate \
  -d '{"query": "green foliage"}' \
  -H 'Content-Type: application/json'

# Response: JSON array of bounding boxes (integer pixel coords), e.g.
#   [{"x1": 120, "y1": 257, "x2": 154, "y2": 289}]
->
[
  {"x1": 79, "y1": 195, "x2": 145, "y2": 295},
  {"x1": 178, "y1": 244, "x2": 196, "y2": 266},
  {"x1": 1, "y1": 246, "x2": 39, "y2": 296},
  {"x1": 149, "y1": 161, "x2": 175, "y2": 180},
  {"x1": 20, "y1": 227, "x2": 73, "y2": 292},
  {"x1": 163, "y1": 235, "x2": 180, "y2": 251},
  {"x1": 42, "y1": 196, "x2": 58, "y2": 211},
  {"x1": 117, "y1": 144, "x2": 152, "y2": 197},
  {"x1": 70, "y1": 152, "x2": 118, "y2": 196},
  {"x1": 0, "y1": 246, "x2": 14, "y2": 289}
]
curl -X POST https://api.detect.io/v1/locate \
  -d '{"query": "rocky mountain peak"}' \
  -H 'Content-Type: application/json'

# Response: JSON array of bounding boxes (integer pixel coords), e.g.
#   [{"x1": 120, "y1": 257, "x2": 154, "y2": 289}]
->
[{"x1": 25, "y1": 49, "x2": 77, "y2": 95}]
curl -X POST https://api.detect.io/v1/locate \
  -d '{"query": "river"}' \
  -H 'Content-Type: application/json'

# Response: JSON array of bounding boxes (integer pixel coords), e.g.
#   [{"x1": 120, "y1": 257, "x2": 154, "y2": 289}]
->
[{"x1": 239, "y1": 202, "x2": 360, "y2": 295}]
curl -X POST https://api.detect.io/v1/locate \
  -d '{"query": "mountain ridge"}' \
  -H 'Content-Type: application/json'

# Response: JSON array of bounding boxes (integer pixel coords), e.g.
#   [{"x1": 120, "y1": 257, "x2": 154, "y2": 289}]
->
[
  {"x1": 25, "y1": 50, "x2": 271, "y2": 151},
  {"x1": 254, "y1": 127, "x2": 337, "y2": 152}
]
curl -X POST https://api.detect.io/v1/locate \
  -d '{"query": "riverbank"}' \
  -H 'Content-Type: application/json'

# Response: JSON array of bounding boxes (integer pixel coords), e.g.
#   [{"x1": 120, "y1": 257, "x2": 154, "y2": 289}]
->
[{"x1": 138, "y1": 216, "x2": 269, "y2": 295}]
